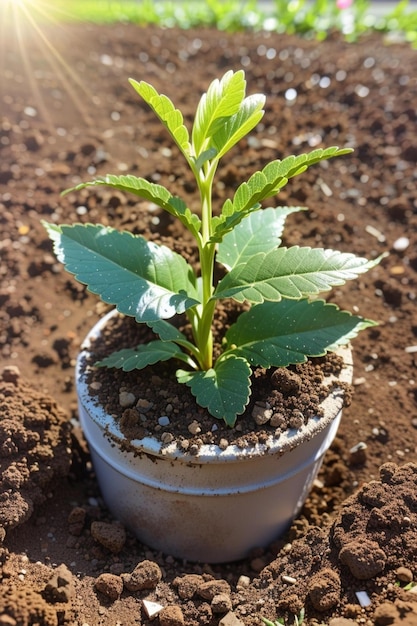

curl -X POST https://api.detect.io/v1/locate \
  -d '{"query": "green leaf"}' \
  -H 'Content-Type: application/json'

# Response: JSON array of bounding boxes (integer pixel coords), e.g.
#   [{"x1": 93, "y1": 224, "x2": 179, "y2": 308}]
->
[
  {"x1": 147, "y1": 319, "x2": 200, "y2": 363},
  {"x1": 214, "y1": 247, "x2": 385, "y2": 304},
  {"x1": 62, "y1": 175, "x2": 201, "y2": 238},
  {"x1": 177, "y1": 355, "x2": 251, "y2": 427},
  {"x1": 192, "y1": 70, "x2": 246, "y2": 156},
  {"x1": 210, "y1": 93, "x2": 265, "y2": 159},
  {"x1": 129, "y1": 78, "x2": 191, "y2": 159},
  {"x1": 217, "y1": 206, "x2": 305, "y2": 270},
  {"x1": 212, "y1": 147, "x2": 352, "y2": 240},
  {"x1": 194, "y1": 147, "x2": 218, "y2": 171},
  {"x1": 43, "y1": 222, "x2": 200, "y2": 322},
  {"x1": 147, "y1": 319, "x2": 189, "y2": 343},
  {"x1": 96, "y1": 341, "x2": 189, "y2": 371},
  {"x1": 225, "y1": 300, "x2": 376, "y2": 368}
]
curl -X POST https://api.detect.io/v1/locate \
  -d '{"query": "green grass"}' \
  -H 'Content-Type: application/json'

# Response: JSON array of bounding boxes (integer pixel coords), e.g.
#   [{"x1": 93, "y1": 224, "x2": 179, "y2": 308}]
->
[{"x1": 24, "y1": 0, "x2": 417, "y2": 44}]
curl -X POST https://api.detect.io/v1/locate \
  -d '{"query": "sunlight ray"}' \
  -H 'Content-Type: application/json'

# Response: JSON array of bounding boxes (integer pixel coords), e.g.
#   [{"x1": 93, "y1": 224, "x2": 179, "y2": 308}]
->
[{"x1": 1, "y1": 0, "x2": 94, "y2": 129}]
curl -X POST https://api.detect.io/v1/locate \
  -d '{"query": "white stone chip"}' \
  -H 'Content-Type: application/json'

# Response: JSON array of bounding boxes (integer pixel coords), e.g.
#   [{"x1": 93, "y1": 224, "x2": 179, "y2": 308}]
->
[
  {"x1": 355, "y1": 590, "x2": 371, "y2": 607},
  {"x1": 142, "y1": 599, "x2": 164, "y2": 619}
]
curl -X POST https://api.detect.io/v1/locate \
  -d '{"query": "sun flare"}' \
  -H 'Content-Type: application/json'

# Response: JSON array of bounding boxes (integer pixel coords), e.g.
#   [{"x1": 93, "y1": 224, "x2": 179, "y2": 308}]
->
[{"x1": 0, "y1": 0, "x2": 94, "y2": 130}]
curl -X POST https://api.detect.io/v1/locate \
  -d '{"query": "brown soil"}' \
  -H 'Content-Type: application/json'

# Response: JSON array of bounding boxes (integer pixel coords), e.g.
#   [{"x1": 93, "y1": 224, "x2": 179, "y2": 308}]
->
[
  {"x1": 1, "y1": 16, "x2": 417, "y2": 626},
  {"x1": 82, "y1": 306, "x2": 349, "y2": 450}
]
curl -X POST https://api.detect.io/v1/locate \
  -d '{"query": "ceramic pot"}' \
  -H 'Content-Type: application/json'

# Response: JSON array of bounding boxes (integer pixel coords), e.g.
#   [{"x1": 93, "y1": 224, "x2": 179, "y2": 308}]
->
[{"x1": 76, "y1": 310, "x2": 352, "y2": 563}]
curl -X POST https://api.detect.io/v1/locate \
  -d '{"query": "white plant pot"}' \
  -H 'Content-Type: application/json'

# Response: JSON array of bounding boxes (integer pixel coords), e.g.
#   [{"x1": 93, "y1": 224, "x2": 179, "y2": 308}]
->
[{"x1": 76, "y1": 310, "x2": 353, "y2": 563}]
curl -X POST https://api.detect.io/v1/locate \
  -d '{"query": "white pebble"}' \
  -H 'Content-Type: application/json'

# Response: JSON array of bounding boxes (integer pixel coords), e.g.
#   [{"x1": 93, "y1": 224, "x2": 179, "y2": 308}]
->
[
  {"x1": 142, "y1": 600, "x2": 163, "y2": 619},
  {"x1": 282, "y1": 575, "x2": 297, "y2": 584},
  {"x1": 365, "y1": 224, "x2": 385, "y2": 242},
  {"x1": 393, "y1": 236, "x2": 409, "y2": 251},
  {"x1": 355, "y1": 590, "x2": 371, "y2": 607}
]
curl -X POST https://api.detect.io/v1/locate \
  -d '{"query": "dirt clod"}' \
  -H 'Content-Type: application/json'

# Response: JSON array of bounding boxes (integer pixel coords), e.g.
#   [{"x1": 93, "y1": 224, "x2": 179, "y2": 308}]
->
[
  {"x1": 90, "y1": 521, "x2": 126, "y2": 554},
  {"x1": 339, "y1": 539, "x2": 387, "y2": 580},
  {"x1": 94, "y1": 573, "x2": 124, "y2": 601},
  {"x1": 122, "y1": 560, "x2": 162, "y2": 592},
  {"x1": 159, "y1": 605, "x2": 185, "y2": 626},
  {"x1": 308, "y1": 568, "x2": 341, "y2": 611}
]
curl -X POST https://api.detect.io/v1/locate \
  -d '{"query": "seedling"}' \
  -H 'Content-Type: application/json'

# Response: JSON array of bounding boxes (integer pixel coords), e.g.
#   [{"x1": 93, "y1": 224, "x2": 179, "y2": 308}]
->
[
  {"x1": 261, "y1": 607, "x2": 305, "y2": 625},
  {"x1": 44, "y1": 70, "x2": 384, "y2": 426}
]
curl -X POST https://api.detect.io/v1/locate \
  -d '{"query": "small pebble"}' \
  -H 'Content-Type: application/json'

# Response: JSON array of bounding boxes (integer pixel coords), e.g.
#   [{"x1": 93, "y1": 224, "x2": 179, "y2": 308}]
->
[
  {"x1": 392, "y1": 236, "x2": 409, "y2": 251},
  {"x1": 158, "y1": 416, "x2": 170, "y2": 426},
  {"x1": 119, "y1": 391, "x2": 136, "y2": 408},
  {"x1": 1, "y1": 365, "x2": 20, "y2": 385},
  {"x1": 349, "y1": 442, "x2": 367, "y2": 465},
  {"x1": 212, "y1": 593, "x2": 232, "y2": 613},
  {"x1": 188, "y1": 420, "x2": 201, "y2": 435},
  {"x1": 219, "y1": 613, "x2": 245, "y2": 626},
  {"x1": 137, "y1": 398, "x2": 153, "y2": 411},
  {"x1": 355, "y1": 590, "x2": 371, "y2": 607},
  {"x1": 142, "y1": 599, "x2": 164, "y2": 619},
  {"x1": 282, "y1": 575, "x2": 297, "y2": 584},
  {"x1": 251, "y1": 403, "x2": 272, "y2": 425}
]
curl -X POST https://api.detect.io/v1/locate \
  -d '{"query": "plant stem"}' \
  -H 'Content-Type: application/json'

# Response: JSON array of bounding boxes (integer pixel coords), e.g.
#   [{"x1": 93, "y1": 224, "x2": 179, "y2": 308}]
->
[{"x1": 194, "y1": 161, "x2": 218, "y2": 370}]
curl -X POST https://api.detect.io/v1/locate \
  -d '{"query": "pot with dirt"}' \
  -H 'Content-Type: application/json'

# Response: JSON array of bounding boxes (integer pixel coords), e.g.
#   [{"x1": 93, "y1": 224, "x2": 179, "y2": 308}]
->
[
  {"x1": 44, "y1": 70, "x2": 384, "y2": 562},
  {"x1": 76, "y1": 309, "x2": 353, "y2": 562}
]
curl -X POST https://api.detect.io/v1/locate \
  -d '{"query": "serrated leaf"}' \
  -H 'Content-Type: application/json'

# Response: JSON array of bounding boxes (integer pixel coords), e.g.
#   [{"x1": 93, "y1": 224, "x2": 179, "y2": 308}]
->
[
  {"x1": 214, "y1": 247, "x2": 385, "y2": 304},
  {"x1": 177, "y1": 355, "x2": 252, "y2": 427},
  {"x1": 129, "y1": 79, "x2": 191, "y2": 159},
  {"x1": 225, "y1": 300, "x2": 376, "y2": 368},
  {"x1": 216, "y1": 206, "x2": 305, "y2": 270},
  {"x1": 210, "y1": 203, "x2": 262, "y2": 244},
  {"x1": 147, "y1": 319, "x2": 200, "y2": 363},
  {"x1": 211, "y1": 93, "x2": 265, "y2": 159},
  {"x1": 212, "y1": 147, "x2": 352, "y2": 240},
  {"x1": 62, "y1": 175, "x2": 201, "y2": 238},
  {"x1": 43, "y1": 222, "x2": 200, "y2": 322},
  {"x1": 96, "y1": 341, "x2": 188, "y2": 371},
  {"x1": 192, "y1": 70, "x2": 246, "y2": 156},
  {"x1": 147, "y1": 319, "x2": 189, "y2": 343}
]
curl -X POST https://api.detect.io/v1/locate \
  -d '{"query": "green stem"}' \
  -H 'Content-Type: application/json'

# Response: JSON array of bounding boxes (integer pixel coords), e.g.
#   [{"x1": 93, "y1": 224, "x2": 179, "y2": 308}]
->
[{"x1": 194, "y1": 160, "x2": 218, "y2": 370}]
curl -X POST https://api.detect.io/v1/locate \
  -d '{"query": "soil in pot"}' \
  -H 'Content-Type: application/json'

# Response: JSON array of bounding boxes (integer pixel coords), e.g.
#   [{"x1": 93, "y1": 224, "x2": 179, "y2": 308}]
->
[{"x1": 75, "y1": 308, "x2": 352, "y2": 563}]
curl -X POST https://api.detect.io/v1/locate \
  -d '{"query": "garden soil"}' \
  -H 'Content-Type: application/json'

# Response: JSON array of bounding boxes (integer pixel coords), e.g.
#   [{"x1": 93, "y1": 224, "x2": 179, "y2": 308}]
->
[{"x1": 1, "y1": 17, "x2": 417, "y2": 626}]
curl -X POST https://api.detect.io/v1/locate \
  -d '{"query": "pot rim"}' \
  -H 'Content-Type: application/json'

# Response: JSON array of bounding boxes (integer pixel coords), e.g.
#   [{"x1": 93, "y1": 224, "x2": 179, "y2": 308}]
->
[{"x1": 76, "y1": 309, "x2": 353, "y2": 464}]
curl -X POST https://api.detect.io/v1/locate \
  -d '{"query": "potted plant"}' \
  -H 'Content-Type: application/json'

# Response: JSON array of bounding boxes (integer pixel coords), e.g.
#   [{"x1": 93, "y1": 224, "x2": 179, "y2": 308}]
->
[{"x1": 43, "y1": 70, "x2": 384, "y2": 563}]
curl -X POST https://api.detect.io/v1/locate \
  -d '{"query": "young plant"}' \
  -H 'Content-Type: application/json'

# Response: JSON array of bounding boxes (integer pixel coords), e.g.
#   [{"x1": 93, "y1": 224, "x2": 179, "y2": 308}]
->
[
  {"x1": 43, "y1": 70, "x2": 384, "y2": 427},
  {"x1": 261, "y1": 606, "x2": 305, "y2": 625}
]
